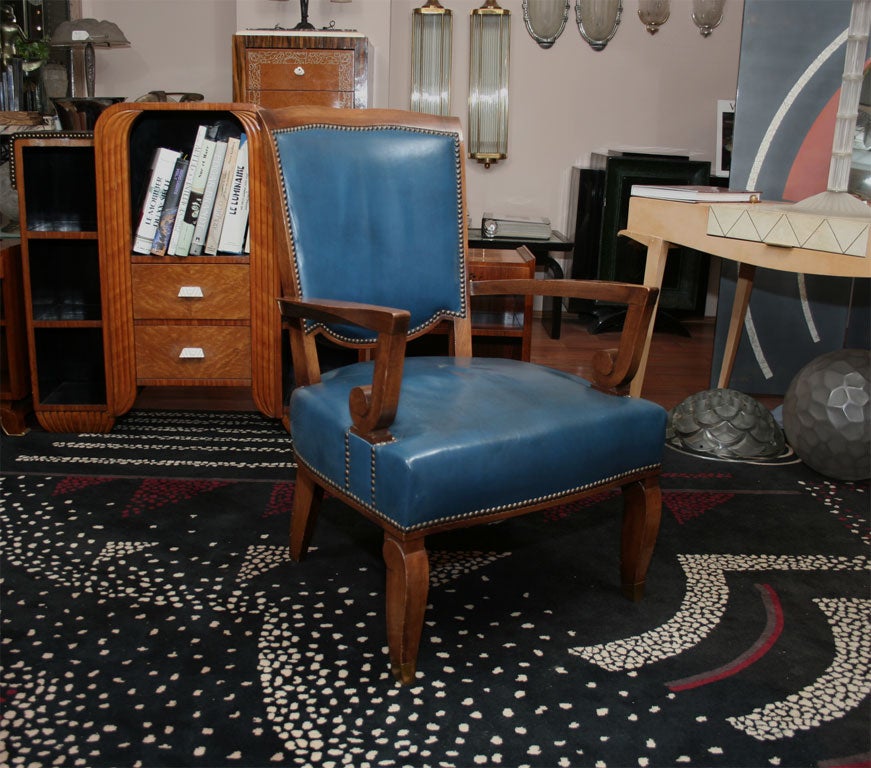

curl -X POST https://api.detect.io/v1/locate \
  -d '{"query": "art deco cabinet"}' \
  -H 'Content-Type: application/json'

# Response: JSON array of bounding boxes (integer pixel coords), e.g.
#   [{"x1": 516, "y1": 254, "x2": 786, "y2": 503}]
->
[
  {"x1": 94, "y1": 102, "x2": 284, "y2": 425},
  {"x1": 232, "y1": 31, "x2": 370, "y2": 109}
]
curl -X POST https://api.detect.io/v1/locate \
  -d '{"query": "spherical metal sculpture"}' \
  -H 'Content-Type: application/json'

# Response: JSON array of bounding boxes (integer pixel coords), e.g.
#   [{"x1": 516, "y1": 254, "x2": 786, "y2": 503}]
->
[
  {"x1": 667, "y1": 388, "x2": 785, "y2": 460},
  {"x1": 782, "y1": 348, "x2": 871, "y2": 481}
]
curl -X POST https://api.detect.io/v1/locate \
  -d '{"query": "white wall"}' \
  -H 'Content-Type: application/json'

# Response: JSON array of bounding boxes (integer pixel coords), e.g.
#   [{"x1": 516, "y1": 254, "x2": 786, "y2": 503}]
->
[{"x1": 83, "y1": 0, "x2": 743, "y2": 235}]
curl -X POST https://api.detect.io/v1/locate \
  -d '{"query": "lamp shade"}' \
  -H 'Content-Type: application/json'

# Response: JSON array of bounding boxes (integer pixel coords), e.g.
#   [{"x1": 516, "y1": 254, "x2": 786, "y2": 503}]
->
[
  {"x1": 50, "y1": 18, "x2": 129, "y2": 99},
  {"x1": 50, "y1": 18, "x2": 129, "y2": 47}
]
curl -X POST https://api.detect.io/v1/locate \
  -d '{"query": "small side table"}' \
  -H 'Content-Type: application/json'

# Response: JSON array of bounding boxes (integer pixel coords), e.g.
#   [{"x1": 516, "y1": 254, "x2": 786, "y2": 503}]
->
[
  {"x1": 467, "y1": 247, "x2": 535, "y2": 361},
  {"x1": 468, "y1": 228, "x2": 573, "y2": 339}
]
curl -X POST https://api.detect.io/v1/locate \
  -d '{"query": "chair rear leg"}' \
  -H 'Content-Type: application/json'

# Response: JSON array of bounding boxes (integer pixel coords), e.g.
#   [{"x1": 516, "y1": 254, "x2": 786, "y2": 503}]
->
[
  {"x1": 382, "y1": 533, "x2": 429, "y2": 684},
  {"x1": 290, "y1": 466, "x2": 324, "y2": 562},
  {"x1": 620, "y1": 475, "x2": 662, "y2": 601}
]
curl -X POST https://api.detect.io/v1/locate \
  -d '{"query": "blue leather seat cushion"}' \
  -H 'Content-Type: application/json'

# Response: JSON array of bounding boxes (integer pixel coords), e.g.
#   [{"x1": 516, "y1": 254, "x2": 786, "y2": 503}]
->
[{"x1": 291, "y1": 357, "x2": 668, "y2": 531}]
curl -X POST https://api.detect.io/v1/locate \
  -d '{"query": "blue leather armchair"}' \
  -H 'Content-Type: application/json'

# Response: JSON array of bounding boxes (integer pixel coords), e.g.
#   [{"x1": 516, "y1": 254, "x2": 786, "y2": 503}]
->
[{"x1": 260, "y1": 106, "x2": 668, "y2": 684}]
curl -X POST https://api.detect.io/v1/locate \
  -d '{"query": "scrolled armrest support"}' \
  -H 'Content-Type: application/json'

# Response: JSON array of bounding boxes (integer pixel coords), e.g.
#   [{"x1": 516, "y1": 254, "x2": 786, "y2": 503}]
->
[
  {"x1": 470, "y1": 278, "x2": 659, "y2": 392},
  {"x1": 277, "y1": 297, "x2": 411, "y2": 443}
]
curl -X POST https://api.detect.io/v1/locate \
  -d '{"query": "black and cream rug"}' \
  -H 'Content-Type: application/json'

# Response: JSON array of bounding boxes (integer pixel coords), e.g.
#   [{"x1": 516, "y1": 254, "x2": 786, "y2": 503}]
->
[{"x1": 2, "y1": 410, "x2": 869, "y2": 768}]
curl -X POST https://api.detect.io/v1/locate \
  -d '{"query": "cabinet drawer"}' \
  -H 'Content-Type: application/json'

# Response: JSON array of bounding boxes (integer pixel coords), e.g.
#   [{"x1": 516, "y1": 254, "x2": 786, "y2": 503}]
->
[
  {"x1": 246, "y1": 49, "x2": 355, "y2": 93},
  {"x1": 250, "y1": 90, "x2": 353, "y2": 109},
  {"x1": 131, "y1": 264, "x2": 249, "y2": 320},
  {"x1": 134, "y1": 325, "x2": 251, "y2": 381}
]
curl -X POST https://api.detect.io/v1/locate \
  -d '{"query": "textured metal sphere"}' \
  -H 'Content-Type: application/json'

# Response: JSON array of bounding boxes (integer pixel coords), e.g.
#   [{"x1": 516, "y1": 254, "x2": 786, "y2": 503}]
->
[
  {"x1": 667, "y1": 388, "x2": 785, "y2": 459},
  {"x1": 782, "y1": 349, "x2": 871, "y2": 482}
]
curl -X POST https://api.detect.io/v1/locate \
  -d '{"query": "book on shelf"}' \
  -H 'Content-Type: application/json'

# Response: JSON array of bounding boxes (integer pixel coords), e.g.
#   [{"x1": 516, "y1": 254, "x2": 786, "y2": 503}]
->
[
  {"x1": 217, "y1": 135, "x2": 250, "y2": 255},
  {"x1": 204, "y1": 134, "x2": 243, "y2": 255},
  {"x1": 150, "y1": 155, "x2": 190, "y2": 256},
  {"x1": 172, "y1": 123, "x2": 223, "y2": 257},
  {"x1": 166, "y1": 124, "x2": 208, "y2": 257},
  {"x1": 133, "y1": 147, "x2": 182, "y2": 255},
  {"x1": 481, "y1": 212, "x2": 552, "y2": 240},
  {"x1": 629, "y1": 184, "x2": 762, "y2": 203},
  {"x1": 190, "y1": 122, "x2": 241, "y2": 255}
]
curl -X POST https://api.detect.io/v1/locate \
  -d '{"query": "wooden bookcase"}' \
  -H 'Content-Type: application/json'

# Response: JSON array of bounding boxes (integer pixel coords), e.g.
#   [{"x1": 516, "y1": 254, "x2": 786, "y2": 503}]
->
[
  {"x1": 14, "y1": 134, "x2": 115, "y2": 432},
  {"x1": 94, "y1": 102, "x2": 284, "y2": 424},
  {"x1": 232, "y1": 31, "x2": 370, "y2": 109}
]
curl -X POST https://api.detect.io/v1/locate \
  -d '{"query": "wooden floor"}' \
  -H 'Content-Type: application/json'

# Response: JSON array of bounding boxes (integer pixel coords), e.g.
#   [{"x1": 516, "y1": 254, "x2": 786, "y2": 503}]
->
[
  {"x1": 137, "y1": 313, "x2": 782, "y2": 416},
  {"x1": 531, "y1": 313, "x2": 782, "y2": 413}
]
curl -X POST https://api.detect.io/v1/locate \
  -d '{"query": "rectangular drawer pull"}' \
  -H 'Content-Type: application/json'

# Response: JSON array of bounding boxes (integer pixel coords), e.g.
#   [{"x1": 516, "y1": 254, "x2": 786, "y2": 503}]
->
[
  {"x1": 179, "y1": 347, "x2": 205, "y2": 359},
  {"x1": 178, "y1": 285, "x2": 204, "y2": 298}
]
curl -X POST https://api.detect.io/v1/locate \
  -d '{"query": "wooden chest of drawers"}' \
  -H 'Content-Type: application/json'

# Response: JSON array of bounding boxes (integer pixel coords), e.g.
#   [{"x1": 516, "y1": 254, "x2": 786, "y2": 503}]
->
[
  {"x1": 131, "y1": 263, "x2": 251, "y2": 385},
  {"x1": 131, "y1": 263, "x2": 252, "y2": 384},
  {"x1": 232, "y1": 32, "x2": 369, "y2": 109}
]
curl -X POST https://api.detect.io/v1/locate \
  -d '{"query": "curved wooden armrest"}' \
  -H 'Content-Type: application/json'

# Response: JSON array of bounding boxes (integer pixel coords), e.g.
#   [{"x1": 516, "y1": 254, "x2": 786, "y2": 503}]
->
[
  {"x1": 277, "y1": 297, "x2": 410, "y2": 443},
  {"x1": 471, "y1": 278, "x2": 659, "y2": 391}
]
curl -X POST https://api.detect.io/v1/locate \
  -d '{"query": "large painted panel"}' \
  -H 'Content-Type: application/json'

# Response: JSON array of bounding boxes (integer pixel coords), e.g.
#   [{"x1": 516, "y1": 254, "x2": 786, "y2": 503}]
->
[{"x1": 714, "y1": 0, "x2": 870, "y2": 395}]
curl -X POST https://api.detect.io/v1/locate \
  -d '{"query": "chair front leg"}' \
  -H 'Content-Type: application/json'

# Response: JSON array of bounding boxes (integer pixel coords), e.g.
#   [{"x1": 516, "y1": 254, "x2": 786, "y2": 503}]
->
[
  {"x1": 290, "y1": 466, "x2": 324, "y2": 562},
  {"x1": 619, "y1": 476, "x2": 662, "y2": 601},
  {"x1": 382, "y1": 533, "x2": 430, "y2": 684}
]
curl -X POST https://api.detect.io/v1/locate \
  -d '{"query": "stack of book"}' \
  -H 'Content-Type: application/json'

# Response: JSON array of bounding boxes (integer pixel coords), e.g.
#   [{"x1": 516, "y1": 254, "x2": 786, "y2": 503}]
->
[
  {"x1": 629, "y1": 184, "x2": 761, "y2": 203},
  {"x1": 133, "y1": 119, "x2": 251, "y2": 257}
]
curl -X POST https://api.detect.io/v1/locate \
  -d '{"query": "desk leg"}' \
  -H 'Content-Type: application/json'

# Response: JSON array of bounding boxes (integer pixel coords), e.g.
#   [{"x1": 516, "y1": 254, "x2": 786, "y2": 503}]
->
[
  {"x1": 716, "y1": 262, "x2": 756, "y2": 389},
  {"x1": 536, "y1": 252, "x2": 564, "y2": 340},
  {"x1": 630, "y1": 236, "x2": 669, "y2": 399}
]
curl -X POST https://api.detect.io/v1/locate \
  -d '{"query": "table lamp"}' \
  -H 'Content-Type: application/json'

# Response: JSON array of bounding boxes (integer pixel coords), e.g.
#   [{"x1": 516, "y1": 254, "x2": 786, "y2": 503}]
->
[{"x1": 50, "y1": 18, "x2": 129, "y2": 98}]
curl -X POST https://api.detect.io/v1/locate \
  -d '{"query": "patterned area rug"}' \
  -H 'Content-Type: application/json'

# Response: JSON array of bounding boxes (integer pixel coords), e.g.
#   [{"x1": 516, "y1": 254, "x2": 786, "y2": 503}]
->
[{"x1": 2, "y1": 410, "x2": 869, "y2": 768}]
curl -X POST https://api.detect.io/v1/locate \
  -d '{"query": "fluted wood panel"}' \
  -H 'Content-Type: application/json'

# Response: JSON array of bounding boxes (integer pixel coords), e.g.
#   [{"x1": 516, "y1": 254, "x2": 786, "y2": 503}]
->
[{"x1": 94, "y1": 102, "x2": 285, "y2": 423}]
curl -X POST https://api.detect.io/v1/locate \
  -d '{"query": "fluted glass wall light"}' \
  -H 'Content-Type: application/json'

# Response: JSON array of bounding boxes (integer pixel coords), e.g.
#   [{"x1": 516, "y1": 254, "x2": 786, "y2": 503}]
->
[
  {"x1": 468, "y1": 0, "x2": 510, "y2": 168},
  {"x1": 523, "y1": 0, "x2": 571, "y2": 49},
  {"x1": 411, "y1": 0, "x2": 453, "y2": 116},
  {"x1": 637, "y1": 0, "x2": 669, "y2": 34},
  {"x1": 691, "y1": 0, "x2": 725, "y2": 36},
  {"x1": 575, "y1": 0, "x2": 622, "y2": 51}
]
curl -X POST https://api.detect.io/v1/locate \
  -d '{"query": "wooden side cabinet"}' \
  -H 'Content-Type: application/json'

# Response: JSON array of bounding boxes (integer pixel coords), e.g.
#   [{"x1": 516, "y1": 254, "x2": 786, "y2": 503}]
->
[
  {"x1": 14, "y1": 135, "x2": 115, "y2": 432},
  {"x1": 232, "y1": 31, "x2": 370, "y2": 109},
  {"x1": 94, "y1": 102, "x2": 284, "y2": 424},
  {"x1": 468, "y1": 248, "x2": 534, "y2": 361}
]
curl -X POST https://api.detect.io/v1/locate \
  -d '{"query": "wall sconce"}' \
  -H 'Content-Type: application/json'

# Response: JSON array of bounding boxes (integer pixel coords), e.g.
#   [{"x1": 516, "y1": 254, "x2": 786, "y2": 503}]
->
[
  {"x1": 637, "y1": 0, "x2": 669, "y2": 34},
  {"x1": 50, "y1": 18, "x2": 129, "y2": 98},
  {"x1": 523, "y1": 0, "x2": 571, "y2": 49},
  {"x1": 575, "y1": 0, "x2": 622, "y2": 51},
  {"x1": 691, "y1": 0, "x2": 725, "y2": 36},
  {"x1": 468, "y1": 0, "x2": 510, "y2": 168},
  {"x1": 411, "y1": 0, "x2": 453, "y2": 116}
]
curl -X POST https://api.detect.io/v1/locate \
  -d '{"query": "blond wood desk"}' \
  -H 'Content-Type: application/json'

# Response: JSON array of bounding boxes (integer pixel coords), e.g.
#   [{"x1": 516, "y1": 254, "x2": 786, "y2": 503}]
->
[{"x1": 622, "y1": 196, "x2": 871, "y2": 398}]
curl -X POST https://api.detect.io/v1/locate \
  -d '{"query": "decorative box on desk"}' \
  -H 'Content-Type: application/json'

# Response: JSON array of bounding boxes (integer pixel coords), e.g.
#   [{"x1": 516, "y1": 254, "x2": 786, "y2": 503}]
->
[{"x1": 94, "y1": 102, "x2": 284, "y2": 424}]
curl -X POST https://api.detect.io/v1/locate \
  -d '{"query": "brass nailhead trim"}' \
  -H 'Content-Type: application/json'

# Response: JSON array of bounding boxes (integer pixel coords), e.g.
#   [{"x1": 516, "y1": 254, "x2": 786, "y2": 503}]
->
[{"x1": 297, "y1": 450, "x2": 662, "y2": 534}]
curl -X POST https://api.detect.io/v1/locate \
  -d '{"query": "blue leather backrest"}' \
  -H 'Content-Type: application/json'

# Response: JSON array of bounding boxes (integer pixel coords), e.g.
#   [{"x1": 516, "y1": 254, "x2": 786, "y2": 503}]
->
[{"x1": 272, "y1": 124, "x2": 468, "y2": 343}]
